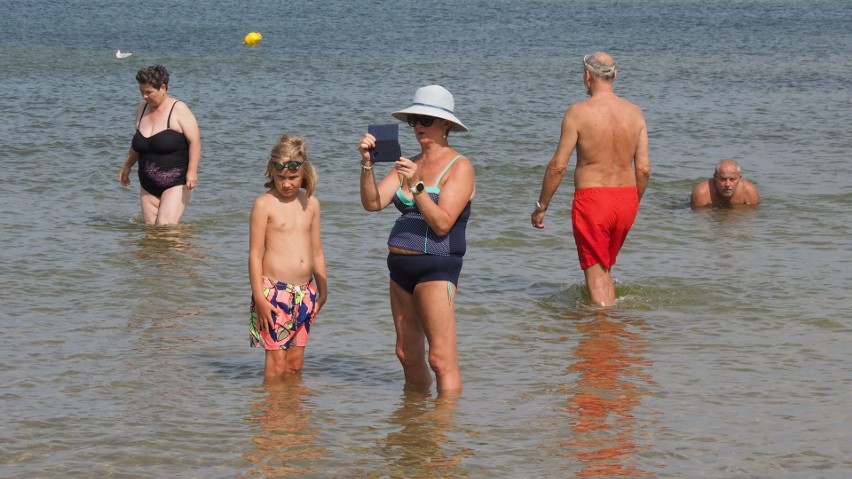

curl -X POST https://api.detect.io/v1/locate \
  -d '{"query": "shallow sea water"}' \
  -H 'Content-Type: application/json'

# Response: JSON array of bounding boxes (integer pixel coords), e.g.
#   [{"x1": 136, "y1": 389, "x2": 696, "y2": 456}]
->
[{"x1": 1, "y1": 0, "x2": 850, "y2": 477}]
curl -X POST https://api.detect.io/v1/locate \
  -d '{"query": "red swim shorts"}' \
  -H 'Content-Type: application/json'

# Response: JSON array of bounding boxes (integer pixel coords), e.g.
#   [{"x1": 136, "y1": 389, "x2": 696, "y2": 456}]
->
[{"x1": 571, "y1": 186, "x2": 639, "y2": 270}]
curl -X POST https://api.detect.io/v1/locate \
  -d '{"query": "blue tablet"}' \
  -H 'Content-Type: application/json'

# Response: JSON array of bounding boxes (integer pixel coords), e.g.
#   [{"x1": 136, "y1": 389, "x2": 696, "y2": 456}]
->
[{"x1": 368, "y1": 123, "x2": 402, "y2": 162}]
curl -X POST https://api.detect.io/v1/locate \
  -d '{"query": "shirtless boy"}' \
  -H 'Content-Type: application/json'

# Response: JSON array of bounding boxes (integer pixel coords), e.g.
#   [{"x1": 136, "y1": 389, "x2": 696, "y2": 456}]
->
[{"x1": 249, "y1": 134, "x2": 328, "y2": 382}]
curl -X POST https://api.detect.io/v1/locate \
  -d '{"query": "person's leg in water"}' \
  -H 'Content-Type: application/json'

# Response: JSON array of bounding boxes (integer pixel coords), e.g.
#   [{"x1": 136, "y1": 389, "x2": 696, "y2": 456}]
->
[
  {"x1": 139, "y1": 188, "x2": 161, "y2": 225},
  {"x1": 414, "y1": 280, "x2": 461, "y2": 392},
  {"x1": 155, "y1": 184, "x2": 191, "y2": 225},
  {"x1": 263, "y1": 346, "x2": 306, "y2": 383},
  {"x1": 390, "y1": 280, "x2": 433, "y2": 391},
  {"x1": 583, "y1": 263, "x2": 615, "y2": 307}
]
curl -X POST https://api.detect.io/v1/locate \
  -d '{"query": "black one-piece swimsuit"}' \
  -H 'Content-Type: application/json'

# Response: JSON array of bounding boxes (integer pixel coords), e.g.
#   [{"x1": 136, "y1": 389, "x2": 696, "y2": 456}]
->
[{"x1": 131, "y1": 101, "x2": 189, "y2": 198}]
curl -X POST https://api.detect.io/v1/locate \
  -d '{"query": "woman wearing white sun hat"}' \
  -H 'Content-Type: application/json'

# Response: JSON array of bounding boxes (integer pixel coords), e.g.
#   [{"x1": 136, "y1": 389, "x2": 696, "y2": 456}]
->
[{"x1": 358, "y1": 85, "x2": 475, "y2": 395}]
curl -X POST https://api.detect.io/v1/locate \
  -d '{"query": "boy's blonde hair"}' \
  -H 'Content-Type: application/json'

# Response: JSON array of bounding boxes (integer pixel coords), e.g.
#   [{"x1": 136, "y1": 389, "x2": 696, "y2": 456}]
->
[{"x1": 265, "y1": 134, "x2": 318, "y2": 197}]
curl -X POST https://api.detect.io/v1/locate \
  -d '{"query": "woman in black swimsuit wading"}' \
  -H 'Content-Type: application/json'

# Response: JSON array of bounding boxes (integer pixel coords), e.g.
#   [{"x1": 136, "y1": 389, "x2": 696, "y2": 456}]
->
[{"x1": 118, "y1": 65, "x2": 201, "y2": 225}]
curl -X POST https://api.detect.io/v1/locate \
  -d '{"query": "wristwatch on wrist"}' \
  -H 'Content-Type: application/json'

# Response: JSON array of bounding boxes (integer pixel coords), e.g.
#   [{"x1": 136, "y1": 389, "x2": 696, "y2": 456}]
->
[
  {"x1": 535, "y1": 201, "x2": 548, "y2": 212},
  {"x1": 409, "y1": 181, "x2": 425, "y2": 195}
]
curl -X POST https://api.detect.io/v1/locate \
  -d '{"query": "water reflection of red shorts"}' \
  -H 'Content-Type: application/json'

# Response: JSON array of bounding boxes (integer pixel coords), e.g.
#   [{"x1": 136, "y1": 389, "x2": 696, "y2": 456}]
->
[{"x1": 571, "y1": 187, "x2": 639, "y2": 270}]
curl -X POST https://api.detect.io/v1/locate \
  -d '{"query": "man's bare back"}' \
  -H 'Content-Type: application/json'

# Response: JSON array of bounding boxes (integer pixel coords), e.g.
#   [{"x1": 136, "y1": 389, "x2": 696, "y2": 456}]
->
[
  {"x1": 570, "y1": 92, "x2": 649, "y2": 193},
  {"x1": 536, "y1": 53, "x2": 650, "y2": 206}
]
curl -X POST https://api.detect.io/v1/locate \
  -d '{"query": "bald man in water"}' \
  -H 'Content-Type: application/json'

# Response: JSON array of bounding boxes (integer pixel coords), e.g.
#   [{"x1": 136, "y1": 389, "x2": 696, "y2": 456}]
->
[
  {"x1": 531, "y1": 52, "x2": 651, "y2": 307},
  {"x1": 690, "y1": 159, "x2": 760, "y2": 208}
]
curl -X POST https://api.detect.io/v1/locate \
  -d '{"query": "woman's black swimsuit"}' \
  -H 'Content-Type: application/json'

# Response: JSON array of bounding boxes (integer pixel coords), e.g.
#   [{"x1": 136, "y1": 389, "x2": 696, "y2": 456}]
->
[{"x1": 131, "y1": 102, "x2": 189, "y2": 198}]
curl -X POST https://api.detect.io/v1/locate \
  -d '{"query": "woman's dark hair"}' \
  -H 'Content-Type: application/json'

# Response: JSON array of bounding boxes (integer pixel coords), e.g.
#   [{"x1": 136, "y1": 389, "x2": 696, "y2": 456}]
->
[{"x1": 136, "y1": 65, "x2": 170, "y2": 90}]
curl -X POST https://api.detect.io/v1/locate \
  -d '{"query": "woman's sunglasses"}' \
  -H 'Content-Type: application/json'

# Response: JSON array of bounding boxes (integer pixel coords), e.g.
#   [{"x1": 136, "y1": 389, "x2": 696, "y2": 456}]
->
[
  {"x1": 269, "y1": 160, "x2": 303, "y2": 172},
  {"x1": 407, "y1": 114, "x2": 436, "y2": 128}
]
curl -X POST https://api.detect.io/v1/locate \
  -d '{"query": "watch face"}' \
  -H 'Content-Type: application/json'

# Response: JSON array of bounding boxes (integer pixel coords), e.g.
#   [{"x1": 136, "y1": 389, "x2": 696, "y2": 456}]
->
[{"x1": 416, "y1": 182, "x2": 425, "y2": 192}]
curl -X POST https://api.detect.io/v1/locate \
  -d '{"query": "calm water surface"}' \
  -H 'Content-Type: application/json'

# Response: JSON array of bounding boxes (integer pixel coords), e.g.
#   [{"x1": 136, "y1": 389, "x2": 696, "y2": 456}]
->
[{"x1": 1, "y1": 0, "x2": 850, "y2": 477}]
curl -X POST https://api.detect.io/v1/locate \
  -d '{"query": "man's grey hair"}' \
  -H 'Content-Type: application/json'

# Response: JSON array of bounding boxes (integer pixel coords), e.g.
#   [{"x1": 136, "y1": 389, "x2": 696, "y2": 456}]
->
[
  {"x1": 714, "y1": 159, "x2": 742, "y2": 177},
  {"x1": 583, "y1": 54, "x2": 617, "y2": 80}
]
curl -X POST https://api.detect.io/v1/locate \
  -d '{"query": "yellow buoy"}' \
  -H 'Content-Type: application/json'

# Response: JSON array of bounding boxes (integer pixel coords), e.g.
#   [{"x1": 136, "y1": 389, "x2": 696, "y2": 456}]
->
[{"x1": 243, "y1": 32, "x2": 262, "y2": 46}]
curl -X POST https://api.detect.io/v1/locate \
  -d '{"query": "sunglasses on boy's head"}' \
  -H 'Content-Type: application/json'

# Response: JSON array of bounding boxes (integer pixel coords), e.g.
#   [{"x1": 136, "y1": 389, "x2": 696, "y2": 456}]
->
[
  {"x1": 407, "y1": 114, "x2": 436, "y2": 127},
  {"x1": 269, "y1": 160, "x2": 303, "y2": 172}
]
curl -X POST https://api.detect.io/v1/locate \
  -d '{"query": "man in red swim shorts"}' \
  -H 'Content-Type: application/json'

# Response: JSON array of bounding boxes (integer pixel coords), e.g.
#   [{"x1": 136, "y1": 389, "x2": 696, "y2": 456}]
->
[{"x1": 531, "y1": 52, "x2": 651, "y2": 307}]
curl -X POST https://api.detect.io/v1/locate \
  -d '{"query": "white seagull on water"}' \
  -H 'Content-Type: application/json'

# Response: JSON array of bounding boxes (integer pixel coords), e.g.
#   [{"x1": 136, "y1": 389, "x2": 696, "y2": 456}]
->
[{"x1": 115, "y1": 49, "x2": 133, "y2": 59}]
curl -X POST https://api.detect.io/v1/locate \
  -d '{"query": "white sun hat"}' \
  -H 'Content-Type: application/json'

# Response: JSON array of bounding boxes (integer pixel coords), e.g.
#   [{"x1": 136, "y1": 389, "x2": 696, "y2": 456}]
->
[{"x1": 391, "y1": 85, "x2": 468, "y2": 132}]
